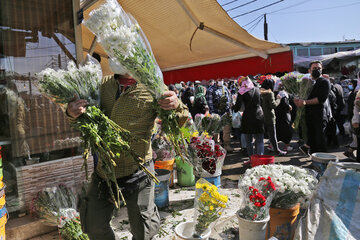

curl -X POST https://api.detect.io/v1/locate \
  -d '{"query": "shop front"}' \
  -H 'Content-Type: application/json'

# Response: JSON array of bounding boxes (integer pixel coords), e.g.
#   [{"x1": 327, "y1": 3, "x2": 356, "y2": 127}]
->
[{"x1": 0, "y1": 0, "x2": 91, "y2": 223}]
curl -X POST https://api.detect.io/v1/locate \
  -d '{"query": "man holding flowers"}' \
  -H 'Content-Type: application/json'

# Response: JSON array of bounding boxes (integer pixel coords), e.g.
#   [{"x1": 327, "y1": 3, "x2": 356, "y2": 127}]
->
[
  {"x1": 67, "y1": 65, "x2": 189, "y2": 240},
  {"x1": 294, "y1": 61, "x2": 331, "y2": 154}
]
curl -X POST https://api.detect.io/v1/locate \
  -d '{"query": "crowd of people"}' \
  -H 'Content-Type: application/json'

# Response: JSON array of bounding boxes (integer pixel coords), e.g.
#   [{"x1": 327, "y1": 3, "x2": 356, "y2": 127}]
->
[{"x1": 169, "y1": 61, "x2": 360, "y2": 163}]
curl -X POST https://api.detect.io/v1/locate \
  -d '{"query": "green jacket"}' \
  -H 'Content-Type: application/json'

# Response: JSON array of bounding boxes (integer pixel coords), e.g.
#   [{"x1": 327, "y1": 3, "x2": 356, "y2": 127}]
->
[
  {"x1": 99, "y1": 76, "x2": 189, "y2": 178},
  {"x1": 261, "y1": 91, "x2": 279, "y2": 125}
]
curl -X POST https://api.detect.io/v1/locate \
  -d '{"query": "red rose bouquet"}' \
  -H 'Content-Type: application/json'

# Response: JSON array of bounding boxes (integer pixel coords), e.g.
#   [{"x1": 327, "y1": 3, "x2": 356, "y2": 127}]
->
[
  {"x1": 189, "y1": 132, "x2": 226, "y2": 176},
  {"x1": 238, "y1": 176, "x2": 277, "y2": 221}
]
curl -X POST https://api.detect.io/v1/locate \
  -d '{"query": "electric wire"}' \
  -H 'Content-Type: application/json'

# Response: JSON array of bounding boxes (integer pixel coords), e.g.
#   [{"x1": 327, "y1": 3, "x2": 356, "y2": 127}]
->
[
  {"x1": 267, "y1": 0, "x2": 312, "y2": 14},
  {"x1": 247, "y1": 15, "x2": 264, "y2": 33},
  {"x1": 221, "y1": 0, "x2": 239, "y2": 7},
  {"x1": 241, "y1": 14, "x2": 263, "y2": 28},
  {"x1": 270, "y1": 2, "x2": 360, "y2": 15},
  {"x1": 232, "y1": 0, "x2": 284, "y2": 19},
  {"x1": 225, "y1": 0, "x2": 258, "y2": 12}
]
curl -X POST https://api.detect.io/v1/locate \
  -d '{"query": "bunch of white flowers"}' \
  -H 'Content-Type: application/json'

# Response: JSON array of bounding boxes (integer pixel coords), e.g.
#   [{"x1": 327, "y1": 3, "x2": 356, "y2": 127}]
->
[{"x1": 239, "y1": 164, "x2": 318, "y2": 208}]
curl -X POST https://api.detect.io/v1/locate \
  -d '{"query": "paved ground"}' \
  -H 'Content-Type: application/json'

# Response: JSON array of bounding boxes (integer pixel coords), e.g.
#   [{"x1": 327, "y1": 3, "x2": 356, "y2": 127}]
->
[{"x1": 32, "y1": 134, "x2": 354, "y2": 240}]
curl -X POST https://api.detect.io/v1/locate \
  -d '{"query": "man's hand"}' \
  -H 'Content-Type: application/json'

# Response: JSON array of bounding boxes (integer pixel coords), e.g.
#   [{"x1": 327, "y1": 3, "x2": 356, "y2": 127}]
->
[
  {"x1": 294, "y1": 98, "x2": 305, "y2": 108},
  {"x1": 158, "y1": 91, "x2": 179, "y2": 110},
  {"x1": 66, "y1": 96, "x2": 88, "y2": 118}
]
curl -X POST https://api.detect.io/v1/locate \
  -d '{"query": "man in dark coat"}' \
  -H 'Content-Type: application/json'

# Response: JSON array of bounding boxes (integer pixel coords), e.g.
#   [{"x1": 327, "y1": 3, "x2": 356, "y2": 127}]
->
[{"x1": 294, "y1": 61, "x2": 331, "y2": 154}]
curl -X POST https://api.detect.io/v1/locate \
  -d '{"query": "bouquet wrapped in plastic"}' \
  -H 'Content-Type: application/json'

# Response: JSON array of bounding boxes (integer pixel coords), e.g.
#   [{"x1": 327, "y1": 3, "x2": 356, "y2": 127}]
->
[
  {"x1": 193, "y1": 179, "x2": 228, "y2": 237},
  {"x1": 151, "y1": 129, "x2": 175, "y2": 161},
  {"x1": 37, "y1": 58, "x2": 158, "y2": 208},
  {"x1": 84, "y1": 0, "x2": 188, "y2": 162},
  {"x1": 32, "y1": 185, "x2": 89, "y2": 240},
  {"x1": 194, "y1": 113, "x2": 230, "y2": 137},
  {"x1": 189, "y1": 132, "x2": 226, "y2": 177},
  {"x1": 240, "y1": 164, "x2": 318, "y2": 209},
  {"x1": 238, "y1": 176, "x2": 277, "y2": 220},
  {"x1": 280, "y1": 72, "x2": 313, "y2": 141}
]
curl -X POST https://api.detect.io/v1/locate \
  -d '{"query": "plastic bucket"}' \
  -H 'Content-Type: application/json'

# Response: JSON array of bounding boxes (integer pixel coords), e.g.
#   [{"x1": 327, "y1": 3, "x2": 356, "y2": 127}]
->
[
  {"x1": 311, "y1": 153, "x2": 338, "y2": 177},
  {"x1": 175, "y1": 158, "x2": 195, "y2": 187},
  {"x1": 154, "y1": 169, "x2": 170, "y2": 209},
  {"x1": 174, "y1": 221, "x2": 211, "y2": 240},
  {"x1": 154, "y1": 159, "x2": 175, "y2": 187},
  {"x1": 0, "y1": 206, "x2": 7, "y2": 240},
  {"x1": 267, "y1": 203, "x2": 300, "y2": 239},
  {"x1": 0, "y1": 196, "x2": 5, "y2": 209},
  {"x1": 195, "y1": 175, "x2": 221, "y2": 187},
  {"x1": 0, "y1": 146, "x2": 2, "y2": 181},
  {"x1": 250, "y1": 155, "x2": 275, "y2": 167},
  {"x1": 237, "y1": 210, "x2": 269, "y2": 240},
  {"x1": 0, "y1": 183, "x2": 5, "y2": 199}
]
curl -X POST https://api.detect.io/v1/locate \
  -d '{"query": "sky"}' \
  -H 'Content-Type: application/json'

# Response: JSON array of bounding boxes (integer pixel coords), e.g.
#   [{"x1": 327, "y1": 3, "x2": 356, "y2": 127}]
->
[{"x1": 217, "y1": 0, "x2": 360, "y2": 44}]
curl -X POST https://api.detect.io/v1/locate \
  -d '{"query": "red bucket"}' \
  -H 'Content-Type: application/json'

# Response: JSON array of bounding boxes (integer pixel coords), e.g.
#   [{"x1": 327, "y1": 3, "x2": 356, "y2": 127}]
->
[{"x1": 250, "y1": 155, "x2": 275, "y2": 167}]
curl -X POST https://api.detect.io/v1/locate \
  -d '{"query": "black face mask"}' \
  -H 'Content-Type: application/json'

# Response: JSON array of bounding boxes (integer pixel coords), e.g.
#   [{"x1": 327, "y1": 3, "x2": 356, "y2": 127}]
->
[{"x1": 311, "y1": 69, "x2": 321, "y2": 79}]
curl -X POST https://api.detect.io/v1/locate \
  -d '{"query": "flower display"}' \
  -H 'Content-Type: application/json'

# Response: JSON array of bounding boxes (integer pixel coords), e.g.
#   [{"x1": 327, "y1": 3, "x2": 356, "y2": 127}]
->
[
  {"x1": 151, "y1": 129, "x2": 175, "y2": 161},
  {"x1": 238, "y1": 176, "x2": 277, "y2": 220},
  {"x1": 37, "y1": 60, "x2": 158, "y2": 208},
  {"x1": 193, "y1": 179, "x2": 228, "y2": 237},
  {"x1": 84, "y1": 0, "x2": 187, "y2": 162},
  {"x1": 194, "y1": 113, "x2": 231, "y2": 137},
  {"x1": 189, "y1": 132, "x2": 226, "y2": 175},
  {"x1": 32, "y1": 185, "x2": 89, "y2": 240},
  {"x1": 240, "y1": 164, "x2": 318, "y2": 208}
]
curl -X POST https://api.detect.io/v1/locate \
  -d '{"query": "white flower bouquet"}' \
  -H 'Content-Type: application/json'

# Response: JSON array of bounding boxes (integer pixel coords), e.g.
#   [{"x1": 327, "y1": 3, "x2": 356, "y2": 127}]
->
[
  {"x1": 84, "y1": 0, "x2": 187, "y2": 161},
  {"x1": 37, "y1": 59, "x2": 158, "y2": 208},
  {"x1": 239, "y1": 165, "x2": 318, "y2": 209}
]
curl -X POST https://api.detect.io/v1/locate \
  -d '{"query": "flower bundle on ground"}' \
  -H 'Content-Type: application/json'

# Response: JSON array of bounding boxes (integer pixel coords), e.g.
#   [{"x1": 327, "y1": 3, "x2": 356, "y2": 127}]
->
[
  {"x1": 37, "y1": 61, "x2": 158, "y2": 208},
  {"x1": 189, "y1": 131, "x2": 226, "y2": 175},
  {"x1": 32, "y1": 185, "x2": 89, "y2": 240},
  {"x1": 238, "y1": 176, "x2": 277, "y2": 220},
  {"x1": 240, "y1": 164, "x2": 318, "y2": 208},
  {"x1": 193, "y1": 179, "x2": 228, "y2": 237},
  {"x1": 84, "y1": 0, "x2": 187, "y2": 162}
]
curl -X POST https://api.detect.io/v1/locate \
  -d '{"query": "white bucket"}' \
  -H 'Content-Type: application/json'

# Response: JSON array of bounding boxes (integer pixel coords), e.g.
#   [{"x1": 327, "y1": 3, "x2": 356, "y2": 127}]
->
[
  {"x1": 174, "y1": 221, "x2": 211, "y2": 240},
  {"x1": 237, "y1": 210, "x2": 270, "y2": 240}
]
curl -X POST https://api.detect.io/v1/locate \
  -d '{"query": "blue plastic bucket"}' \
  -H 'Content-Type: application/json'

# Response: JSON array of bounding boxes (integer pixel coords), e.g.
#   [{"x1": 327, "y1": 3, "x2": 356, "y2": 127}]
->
[
  {"x1": 154, "y1": 169, "x2": 171, "y2": 209},
  {"x1": 195, "y1": 175, "x2": 221, "y2": 187}
]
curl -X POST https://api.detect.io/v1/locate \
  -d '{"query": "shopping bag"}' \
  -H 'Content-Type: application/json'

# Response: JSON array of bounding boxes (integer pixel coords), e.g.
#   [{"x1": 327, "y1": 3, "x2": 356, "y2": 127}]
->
[{"x1": 232, "y1": 111, "x2": 241, "y2": 128}]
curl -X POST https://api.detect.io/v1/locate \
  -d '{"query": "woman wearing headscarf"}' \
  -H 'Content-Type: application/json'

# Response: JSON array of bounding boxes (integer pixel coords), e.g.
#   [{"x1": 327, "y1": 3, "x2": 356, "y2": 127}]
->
[
  {"x1": 275, "y1": 91, "x2": 293, "y2": 151},
  {"x1": 260, "y1": 78, "x2": 286, "y2": 155},
  {"x1": 233, "y1": 77, "x2": 264, "y2": 158},
  {"x1": 191, "y1": 85, "x2": 208, "y2": 118}
]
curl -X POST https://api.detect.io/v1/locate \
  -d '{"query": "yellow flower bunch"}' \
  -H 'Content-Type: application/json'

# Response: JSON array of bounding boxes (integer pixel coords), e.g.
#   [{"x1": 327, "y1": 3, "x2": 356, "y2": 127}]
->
[
  {"x1": 194, "y1": 181, "x2": 228, "y2": 236},
  {"x1": 202, "y1": 131, "x2": 210, "y2": 139},
  {"x1": 191, "y1": 131, "x2": 199, "y2": 138}
]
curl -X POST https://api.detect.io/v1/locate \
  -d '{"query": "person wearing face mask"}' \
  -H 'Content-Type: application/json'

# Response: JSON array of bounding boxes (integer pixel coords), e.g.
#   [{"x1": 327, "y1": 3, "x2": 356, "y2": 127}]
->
[{"x1": 294, "y1": 61, "x2": 330, "y2": 154}]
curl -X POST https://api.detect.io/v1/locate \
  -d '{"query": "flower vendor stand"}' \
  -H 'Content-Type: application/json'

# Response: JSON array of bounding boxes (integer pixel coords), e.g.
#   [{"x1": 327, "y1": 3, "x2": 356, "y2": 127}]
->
[
  {"x1": 174, "y1": 221, "x2": 211, "y2": 240},
  {"x1": 237, "y1": 211, "x2": 269, "y2": 240},
  {"x1": 267, "y1": 203, "x2": 300, "y2": 239}
]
